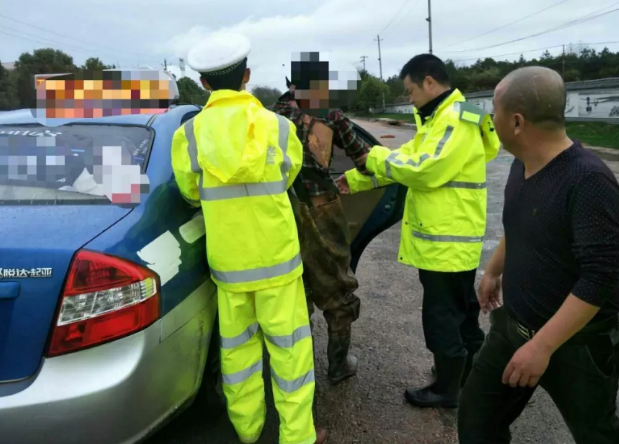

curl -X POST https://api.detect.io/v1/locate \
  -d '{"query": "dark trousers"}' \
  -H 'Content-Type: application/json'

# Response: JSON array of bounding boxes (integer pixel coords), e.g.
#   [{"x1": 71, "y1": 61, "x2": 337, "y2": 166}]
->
[
  {"x1": 458, "y1": 306, "x2": 619, "y2": 444},
  {"x1": 418, "y1": 269, "x2": 484, "y2": 359}
]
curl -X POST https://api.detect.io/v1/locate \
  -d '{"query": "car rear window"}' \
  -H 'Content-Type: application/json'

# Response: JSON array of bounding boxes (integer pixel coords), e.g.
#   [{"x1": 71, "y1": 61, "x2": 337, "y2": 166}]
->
[{"x1": 0, "y1": 123, "x2": 153, "y2": 205}]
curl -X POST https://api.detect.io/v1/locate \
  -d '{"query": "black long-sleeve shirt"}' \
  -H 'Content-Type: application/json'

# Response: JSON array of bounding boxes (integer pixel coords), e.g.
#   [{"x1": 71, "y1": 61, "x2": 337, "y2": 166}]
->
[{"x1": 503, "y1": 141, "x2": 619, "y2": 331}]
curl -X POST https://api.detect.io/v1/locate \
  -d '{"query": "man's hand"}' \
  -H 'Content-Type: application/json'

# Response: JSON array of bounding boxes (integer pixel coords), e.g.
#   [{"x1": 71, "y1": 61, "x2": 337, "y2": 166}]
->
[
  {"x1": 478, "y1": 272, "x2": 502, "y2": 314},
  {"x1": 336, "y1": 174, "x2": 350, "y2": 194},
  {"x1": 502, "y1": 339, "x2": 552, "y2": 388}
]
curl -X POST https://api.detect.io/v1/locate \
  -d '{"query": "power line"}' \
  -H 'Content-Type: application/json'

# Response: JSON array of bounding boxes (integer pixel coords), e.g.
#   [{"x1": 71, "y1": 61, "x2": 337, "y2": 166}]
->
[
  {"x1": 1, "y1": 24, "x2": 137, "y2": 63},
  {"x1": 383, "y1": 0, "x2": 423, "y2": 38},
  {"x1": 379, "y1": 0, "x2": 410, "y2": 35},
  {"x1": 0, "y1": 28, "x2": 168, "y2": 69},
  {"x1": 440, "y1": 3, "x2": 619, "y2": 54},
  {"x1": 437, "y1": 0, "x2": 570, "y2": 50},
  {"x1": 0, "y1": 13, "x2": 143, "y2": 59}
]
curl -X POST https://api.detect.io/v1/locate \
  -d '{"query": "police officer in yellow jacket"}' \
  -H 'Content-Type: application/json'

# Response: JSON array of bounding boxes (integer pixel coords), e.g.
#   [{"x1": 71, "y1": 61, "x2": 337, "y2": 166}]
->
[
  {"x1": 171, "y1": 33, "x2": 327, "y2": 444},
  {"x1": 338, "y1": 54, "x2": 500, "y2": 409}
]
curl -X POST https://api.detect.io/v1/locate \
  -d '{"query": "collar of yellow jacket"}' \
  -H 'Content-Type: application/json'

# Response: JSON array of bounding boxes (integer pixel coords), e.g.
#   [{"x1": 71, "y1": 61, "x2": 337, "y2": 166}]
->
[
  {"x1": 205, "y1": 89, "x2": 263, "y2": 108},
  {"x1": 414, "y1": 88, "x2": 465, "y2": 127}
]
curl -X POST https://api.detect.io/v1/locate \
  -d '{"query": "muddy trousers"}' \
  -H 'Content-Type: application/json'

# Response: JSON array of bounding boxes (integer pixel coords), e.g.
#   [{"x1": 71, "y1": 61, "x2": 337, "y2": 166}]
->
[
  {"x1": 218, "y1": 278, "x2": 317, "y2": 444},
  {"x1": 291, "y1": 192, "x2": 361, "y2": 379},
  {"x1": 458, "y1": 306, "x2": 619, "y2": 444}
]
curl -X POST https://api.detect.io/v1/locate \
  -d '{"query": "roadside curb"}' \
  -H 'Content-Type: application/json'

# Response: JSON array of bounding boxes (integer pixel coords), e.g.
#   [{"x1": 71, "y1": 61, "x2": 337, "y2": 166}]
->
[
  {"x1": 582, "y1": 144, "x2": 619, "y2": 160},
  {"x1": 352, "y1": 116, "x2": 417, "y2": 130}
]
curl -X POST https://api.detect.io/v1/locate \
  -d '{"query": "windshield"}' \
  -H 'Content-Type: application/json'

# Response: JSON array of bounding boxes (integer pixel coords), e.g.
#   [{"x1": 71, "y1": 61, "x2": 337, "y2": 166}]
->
[{"x1": 0, "y1": 123, "x2": 153, "y2": 205}]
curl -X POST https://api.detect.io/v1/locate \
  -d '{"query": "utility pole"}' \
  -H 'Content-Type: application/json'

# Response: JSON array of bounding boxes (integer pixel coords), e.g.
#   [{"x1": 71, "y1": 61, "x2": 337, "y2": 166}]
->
[
  {"x1": 360, "y1": 55, "x2": 368, "y2": 71},
  {"x1": 374, "y1": 35, "x2": 385, "y2": 112},
  {"x1": 163, "y1": 59, "x2": 167, "y2": 72},
  {"x1": 562, "y1": 45, "x2": 566, "y2": 78},
  {"x1": 374, "y1": 35, "x2": 384, "y2": 80},
  {"x1": 179, "y1": 58, "x2": 186, "y2": 78},
  {"x1": 427, "y1": 0, "x2": 433, "y2": 54}
]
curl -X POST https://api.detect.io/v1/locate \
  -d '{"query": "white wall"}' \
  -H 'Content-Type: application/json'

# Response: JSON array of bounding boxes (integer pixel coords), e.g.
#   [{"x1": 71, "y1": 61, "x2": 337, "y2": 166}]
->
[
  {"x1": 578, "y1": 89, "x2": 619, "y2": 118},
  {"x1": 467, "y1": 97, "x2": 494, "y2": 114},
  {"x1": 382, "y1": 103, "x2": 414, "y2": 114},
  {"x1": 376, "y1": 86, "x2": 619, "y2": 120}
]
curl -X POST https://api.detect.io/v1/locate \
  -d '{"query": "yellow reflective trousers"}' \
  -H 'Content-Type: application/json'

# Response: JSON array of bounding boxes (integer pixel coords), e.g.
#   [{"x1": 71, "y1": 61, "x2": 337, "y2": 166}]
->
[
  {"x1": 218, "y1": 277, "x2": 316, "y2": 444},
  {"x1": 170, "y1": 90, "x2": 316, "y2": 443}
]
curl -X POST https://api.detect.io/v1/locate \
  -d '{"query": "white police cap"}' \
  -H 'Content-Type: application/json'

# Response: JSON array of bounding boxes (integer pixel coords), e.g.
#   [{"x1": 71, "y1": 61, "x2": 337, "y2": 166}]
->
[{"x1": 187, "y1": 32, "x2": 251, "y2": 75}]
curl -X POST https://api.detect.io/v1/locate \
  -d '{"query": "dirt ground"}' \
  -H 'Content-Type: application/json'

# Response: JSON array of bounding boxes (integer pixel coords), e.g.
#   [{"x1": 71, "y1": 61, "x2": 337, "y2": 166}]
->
[{"x1": 147, "y1": 119, "x2": 619, "y2": 444}]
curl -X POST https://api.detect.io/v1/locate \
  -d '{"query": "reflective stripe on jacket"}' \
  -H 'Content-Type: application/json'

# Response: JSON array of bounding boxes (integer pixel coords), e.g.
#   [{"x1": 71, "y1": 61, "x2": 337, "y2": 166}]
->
[
  {"x1": 345, "y1": 89, "x2": 501, "y2": 272},
  {"x1": 171, "y1": 90, "x2": 304, "y2": 292}
]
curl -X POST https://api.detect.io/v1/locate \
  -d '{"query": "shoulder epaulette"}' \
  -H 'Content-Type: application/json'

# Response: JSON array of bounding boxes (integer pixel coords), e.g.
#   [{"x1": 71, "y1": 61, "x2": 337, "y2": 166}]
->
[{"x1": 456, "y1": 101, "x2": 486, "y2": 126}]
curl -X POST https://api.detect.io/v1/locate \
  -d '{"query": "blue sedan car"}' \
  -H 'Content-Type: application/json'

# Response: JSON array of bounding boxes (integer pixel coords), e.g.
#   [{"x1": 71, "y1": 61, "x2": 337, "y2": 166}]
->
[{"x1": 0, "y1": 103, "x2": 405, "y2": 444}]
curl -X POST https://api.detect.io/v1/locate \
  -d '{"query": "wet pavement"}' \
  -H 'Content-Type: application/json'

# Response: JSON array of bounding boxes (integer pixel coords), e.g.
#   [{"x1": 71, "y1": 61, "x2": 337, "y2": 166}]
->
[{"x1": 147, "y1": 119, "x2": 619, "y2": 444}]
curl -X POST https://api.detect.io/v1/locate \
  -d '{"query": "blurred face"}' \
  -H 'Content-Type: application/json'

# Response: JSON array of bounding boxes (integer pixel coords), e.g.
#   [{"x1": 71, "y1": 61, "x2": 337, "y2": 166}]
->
[
  {"x1": 493, "y1": 82, "x2": 523, "y2": 154},
  {"x1": 403, "y1": 75, "x2": 436, "y2": 109},
  {"x1": 295, "y1": 80, "x2": 330, "y2": 109}
]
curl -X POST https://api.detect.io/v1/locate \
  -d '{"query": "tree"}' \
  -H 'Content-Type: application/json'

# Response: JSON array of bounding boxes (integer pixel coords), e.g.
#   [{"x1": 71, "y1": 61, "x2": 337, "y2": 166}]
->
[
  {"x1": 0, "y1": 62, "x2": 19, "y2": 110},
  {"x1": 81, "y1": 57, "x2": 114, "y2": 70},
  {"x1": 177, "y1": 77, "x2": 209, "y2": 105},
  {"x1": 251, "y1": 86, "x2": 283, "y2": 107},
  {"x1": 385, "y1": 75, "x2": 406, "y2": 103},
  {"x1": 356, "y1": 74, "x2": 389, "y2": 111},
  {"x1": 13, "y1": 48, "x2": 77, "y2": 108}
]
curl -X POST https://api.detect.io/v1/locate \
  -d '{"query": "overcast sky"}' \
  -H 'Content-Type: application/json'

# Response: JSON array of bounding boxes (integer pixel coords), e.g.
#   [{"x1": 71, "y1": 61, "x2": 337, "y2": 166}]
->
[{"x1": 1, "y1": 0, "x2": 619, "y2": 92}]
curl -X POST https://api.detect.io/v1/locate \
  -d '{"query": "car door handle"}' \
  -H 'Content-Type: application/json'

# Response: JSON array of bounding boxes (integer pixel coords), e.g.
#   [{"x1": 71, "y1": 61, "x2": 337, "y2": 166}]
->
[{"x1": 0, "y1": 282, "x2": 20, "y2": 299}]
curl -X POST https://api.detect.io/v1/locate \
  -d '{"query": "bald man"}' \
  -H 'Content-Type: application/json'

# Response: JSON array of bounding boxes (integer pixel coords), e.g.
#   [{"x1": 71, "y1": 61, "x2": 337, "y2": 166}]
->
[{"x1": 458, "y1": 66, "x2": 619, "y2": 444}]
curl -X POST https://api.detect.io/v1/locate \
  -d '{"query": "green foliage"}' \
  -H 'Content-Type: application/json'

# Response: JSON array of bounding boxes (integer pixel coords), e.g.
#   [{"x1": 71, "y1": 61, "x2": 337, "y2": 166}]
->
[
  {"x1": 177, "y1": 77, "x2": 209, "y2": 105},
  {"x1": 566, "y1": 122, "x2": 619, "y2": 150},
  {"x1": 2, "y1": 44, "x2": 619, "y2": 112},
  {"x1": 385, "y1": 75, "x2": 406, "y2": 103},
  {"x1": 442, "y1": 45, "x2": 619, "y2": 92},
  {"x1": 0, "y1": 62, "x2": 19, "y2": 110},
  {"x1": 81, "y1": 57, "x2": 114, "y2": 71},
  {"x1": 14, "y1": 48, "x2": 77, "y2": 108},
  {"x1": 251, "y1": 86, "x2": 283, "y2": 107},
  {"x1": 355, "y1": 73, "x2": 390, "y2": 112}
]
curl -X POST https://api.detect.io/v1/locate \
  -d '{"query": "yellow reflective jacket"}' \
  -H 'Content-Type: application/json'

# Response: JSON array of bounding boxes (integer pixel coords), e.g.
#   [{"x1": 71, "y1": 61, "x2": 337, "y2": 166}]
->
[
  {"x1": 171, "y1": 90, "x2": 304, "y2": 292},
  {"x1": 345, "y1": 89, "x2": 500, "y2": 272}
]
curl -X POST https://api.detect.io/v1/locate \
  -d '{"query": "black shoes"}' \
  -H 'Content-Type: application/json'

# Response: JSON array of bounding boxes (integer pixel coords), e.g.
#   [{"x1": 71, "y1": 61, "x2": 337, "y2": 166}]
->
[{"x1": 405, "y1": 354, "x2": 466, "y2": 409}]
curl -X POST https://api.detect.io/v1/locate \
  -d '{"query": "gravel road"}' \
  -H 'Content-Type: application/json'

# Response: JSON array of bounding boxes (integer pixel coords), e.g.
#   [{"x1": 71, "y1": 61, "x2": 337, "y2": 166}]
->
[{"x1": 147, "y1": 118, "x2": 619, "y2": 444}]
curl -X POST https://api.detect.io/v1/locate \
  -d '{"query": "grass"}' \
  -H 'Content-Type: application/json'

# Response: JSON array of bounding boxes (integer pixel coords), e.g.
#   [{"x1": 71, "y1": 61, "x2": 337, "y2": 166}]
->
[
  {"x1": 566, "y1": 122, "x2": 619, "y2": 150},
  {"x1": 353, "y1": 113, "x2": 619, "y2": 149}
]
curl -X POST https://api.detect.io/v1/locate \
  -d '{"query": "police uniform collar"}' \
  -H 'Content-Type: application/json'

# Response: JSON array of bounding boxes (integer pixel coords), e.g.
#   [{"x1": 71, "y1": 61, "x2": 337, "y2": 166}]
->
[
  {"x1": 417, "y1": 88, "x2": 454, "y2": 122},
  {"x1": 206, "y1": 89, "x2": 262, "y2": 108}
]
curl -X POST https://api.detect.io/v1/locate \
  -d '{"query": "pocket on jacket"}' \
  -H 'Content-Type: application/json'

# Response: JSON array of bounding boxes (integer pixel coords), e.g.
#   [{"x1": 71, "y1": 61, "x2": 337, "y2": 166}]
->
[{"x1": 411, "y1": 189, "x2": 455, "y2": 232}]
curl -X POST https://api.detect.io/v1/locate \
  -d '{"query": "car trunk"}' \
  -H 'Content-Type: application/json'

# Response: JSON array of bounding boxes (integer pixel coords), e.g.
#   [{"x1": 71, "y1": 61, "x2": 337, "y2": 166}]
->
[{"x1": 0, "y1": 204, "x2": 131, "y2": 382}]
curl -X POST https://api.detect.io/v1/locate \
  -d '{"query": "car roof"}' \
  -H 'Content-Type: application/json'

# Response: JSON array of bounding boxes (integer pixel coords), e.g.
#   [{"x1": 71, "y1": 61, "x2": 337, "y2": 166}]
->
[{"x1": 0, "y1": 105, "x2": 201, "y2": 127}]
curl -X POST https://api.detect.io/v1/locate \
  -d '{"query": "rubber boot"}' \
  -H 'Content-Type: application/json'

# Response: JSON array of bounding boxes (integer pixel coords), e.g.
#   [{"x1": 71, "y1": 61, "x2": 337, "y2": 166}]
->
[
  {"x1": 405, "y1": 354, "x2": 466, "y2": 408},
  {"x1": 327, "y1": 330, "x2": 358, "y2": 385},
  {"x1": 430, "y1": 340, "x2": 483, "y2": 387},
  {"x1": 314, "y1": 427, "x2": 328, "y2": 444}
]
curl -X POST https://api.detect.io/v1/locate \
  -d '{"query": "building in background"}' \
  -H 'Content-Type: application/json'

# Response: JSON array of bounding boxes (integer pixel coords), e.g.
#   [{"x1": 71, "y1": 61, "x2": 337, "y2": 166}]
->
[{"x1": 376, "y1": 77, "x2": 619, "y2": 122}]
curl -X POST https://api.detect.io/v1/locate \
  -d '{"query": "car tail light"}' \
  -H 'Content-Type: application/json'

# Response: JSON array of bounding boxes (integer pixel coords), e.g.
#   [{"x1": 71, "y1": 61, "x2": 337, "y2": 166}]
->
[{"x1": 46, "y1": 250, "x2": 160, "y2": 357}]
